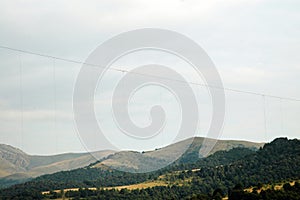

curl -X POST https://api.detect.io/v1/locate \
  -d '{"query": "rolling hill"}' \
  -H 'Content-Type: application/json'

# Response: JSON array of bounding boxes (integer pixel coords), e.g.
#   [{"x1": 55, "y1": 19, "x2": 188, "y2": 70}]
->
[
  {"x1": 92, "y1": 137, "x2": 263, "y2": 172},
  {"x1": 0, "y1": 137, "x2": 263, "y2": 182},
  {"x1": 0, "y1": 144, "x2": 114, "y2": 187},
  {"x1": 0, "y1": 137, "x2": 299, "y2": 200},
  {"x1": 0, "y1": 137, "x2": 263, "y2": 190}
]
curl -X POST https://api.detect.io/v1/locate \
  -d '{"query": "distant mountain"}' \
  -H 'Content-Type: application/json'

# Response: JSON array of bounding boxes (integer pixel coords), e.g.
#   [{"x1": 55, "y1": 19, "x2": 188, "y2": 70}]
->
[
  {"x1": 0, "y1": 144, "x2": 30, "y2": 178},
  {"x1": 0, "y1": 137, "x2": 263, "y2": 189},
  {"x1": 92, "y1": 137, "x2": 263, "y2": 172},
  {"x1": 0, "y1": 144, "x2": 114, "y2": 188},
  {"x1": 0, "y1": 137, "x2": 263, "y2": 182},
  {"x1": 0, "y1": 137, "x2": 298, "y2": 200}
]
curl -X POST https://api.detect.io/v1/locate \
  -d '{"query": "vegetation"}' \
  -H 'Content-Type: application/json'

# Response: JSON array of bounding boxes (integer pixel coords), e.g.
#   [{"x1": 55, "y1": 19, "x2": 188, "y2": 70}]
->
[
  {"x1": 0, "y1": 143, "x2": 114, "y2": 189},
  {"x1": 229, "y1": 182, "x2": 300, "y2": 200},
  {"x1": 0, "y1": 137, "x2": 299, "y2": 199},
  {"x1": 41, "y1": 181, "x2": 300, "y2": 200}
]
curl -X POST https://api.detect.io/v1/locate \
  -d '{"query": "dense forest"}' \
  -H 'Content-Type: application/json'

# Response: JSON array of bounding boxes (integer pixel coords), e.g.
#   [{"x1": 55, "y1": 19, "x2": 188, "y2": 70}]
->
[
  {"x1": 229, "y1": 182, "x2": 300, "y2": 200},
  {"x1": 0, "y1": 137, "x2": 300, "y2": 199},
  {"x1": 41, "y1": 181, "x2": 300, "y2": 200}
]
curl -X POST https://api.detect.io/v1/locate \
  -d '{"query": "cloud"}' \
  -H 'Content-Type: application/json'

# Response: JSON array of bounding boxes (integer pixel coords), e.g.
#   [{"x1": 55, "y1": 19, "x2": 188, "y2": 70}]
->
[
  {"x1": 220, "y1": 67, "x2": 270, "y2": 85},
  {"x1": 0, "y1": 0, "x2": 299, "y2": 154},
  {"x1": 0, "y1": 108, "x2": 72, "y2": 121}
]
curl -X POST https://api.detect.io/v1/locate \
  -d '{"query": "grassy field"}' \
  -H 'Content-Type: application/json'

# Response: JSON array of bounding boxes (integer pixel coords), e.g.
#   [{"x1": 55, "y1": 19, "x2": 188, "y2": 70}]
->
[
  {"x1": 42, "y1": 168, "x2": 202, "y2": 195},
  {"x1": 244, "y1": 180, "x2": 299, "y2": 193},
  {"x1": 103, "y1": 180, "x2": 167, "y2": 190},
  {"x1": 42, "y1": 179, "x2": 168, "y2": 195},
  {"x1": 42, "y1": 179, "x2": 300, "y2": 200}
]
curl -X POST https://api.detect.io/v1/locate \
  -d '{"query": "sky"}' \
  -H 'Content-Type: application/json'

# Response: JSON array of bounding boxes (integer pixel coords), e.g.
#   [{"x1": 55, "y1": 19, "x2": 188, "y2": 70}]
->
[{"x1": 0, "y1": 0, "x2": 299, "y2": 155}]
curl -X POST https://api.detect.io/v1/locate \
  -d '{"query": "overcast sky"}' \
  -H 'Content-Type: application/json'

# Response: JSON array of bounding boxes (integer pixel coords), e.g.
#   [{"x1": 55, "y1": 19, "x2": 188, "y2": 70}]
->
[{"x1": 0, "y1": 0, "x2": 299, "y2": 155}]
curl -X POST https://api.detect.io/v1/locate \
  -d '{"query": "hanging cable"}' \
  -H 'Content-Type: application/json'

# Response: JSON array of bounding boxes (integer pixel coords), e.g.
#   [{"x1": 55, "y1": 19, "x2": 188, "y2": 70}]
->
[
  {"x1": 18, "y1": 53, "x2": 24, "y2": 150},
  {"x1": 262, "y1": 95, "x2": 267, "y2": 140},
  {"x1": 160, "y1": 86, "x2": 164, "y2": 147},
  {"x1": 52, "y1": 58, "x2": 57, "y2": 154},
  {"x1": 280, "y1": 98, "x2": 284, "y2": 135},
  {"x1": 0, "y1": 45, "x2": 300, "y2": 102}
]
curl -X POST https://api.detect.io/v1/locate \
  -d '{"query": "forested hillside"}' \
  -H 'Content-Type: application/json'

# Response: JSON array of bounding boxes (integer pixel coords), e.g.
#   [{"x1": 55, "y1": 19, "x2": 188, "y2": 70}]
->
[
  {"x1": 0, "y1": 137, "x2": 299, "y2": 199},
  {"x1": 0, "y1": 144, "x2": 114, "y2": 188},
  {"x1": 0, "y1": 137, "x2": 262, "y2": 189}
]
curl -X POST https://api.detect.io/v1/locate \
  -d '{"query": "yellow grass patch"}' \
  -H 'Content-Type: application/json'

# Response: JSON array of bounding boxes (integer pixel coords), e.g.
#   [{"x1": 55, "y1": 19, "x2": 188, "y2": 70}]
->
[
  {"x1": 103, "y1": 180, "x2": 167, "y2": 190},
  {"x1": 42, "y1": 180, "x2": 167, "y2": 195},
  {"x1": 244, "y1": 180, "x2": 299, "y2": 194}
]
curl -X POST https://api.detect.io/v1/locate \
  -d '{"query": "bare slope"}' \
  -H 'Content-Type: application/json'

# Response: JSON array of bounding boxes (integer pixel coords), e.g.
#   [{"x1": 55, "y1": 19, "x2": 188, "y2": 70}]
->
[
  {"x1": 0, "y1": 137, "x2": 263, "y2": 184},
  {"x1": 93, "y1": 137, "x2": 263, "y2": 172},
  {"x1": 0, "y1": 144, "x2": 114, "y2": 181}
]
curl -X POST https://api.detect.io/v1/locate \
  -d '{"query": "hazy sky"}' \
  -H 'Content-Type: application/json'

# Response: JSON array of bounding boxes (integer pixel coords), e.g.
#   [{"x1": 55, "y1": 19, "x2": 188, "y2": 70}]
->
[{"x1": 0, "y1": 0, "x2": 299, "y2": 155}]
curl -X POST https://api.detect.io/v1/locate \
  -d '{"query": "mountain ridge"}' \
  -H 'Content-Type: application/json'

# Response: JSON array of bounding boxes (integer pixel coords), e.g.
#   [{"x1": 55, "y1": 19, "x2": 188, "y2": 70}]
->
[
  {"x1": 1, "y1": 137, "x2": 299, "y2": 200},
  {"x1": 0, "y1": 144, "x2": 114, "y2": 185},
  {"x1": 0, "y1": 137, "x2": 264, "y2": 188},
  {"x1": 91, "y1": 137, "x2": 264, "y2": 172}
]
